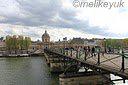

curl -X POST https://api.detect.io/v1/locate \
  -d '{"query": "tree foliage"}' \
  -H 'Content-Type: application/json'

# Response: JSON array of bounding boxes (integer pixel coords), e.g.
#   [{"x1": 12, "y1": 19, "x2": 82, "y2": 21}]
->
[
  {"x1": 123, "y1": 38, "x2": 128, "y2": 47},
  {"x1": 105, "y1": 39, "x2": 122, "y2": 49},
  {"x1": 5, "y1": 35, "x2": 31, "y2": 54}
]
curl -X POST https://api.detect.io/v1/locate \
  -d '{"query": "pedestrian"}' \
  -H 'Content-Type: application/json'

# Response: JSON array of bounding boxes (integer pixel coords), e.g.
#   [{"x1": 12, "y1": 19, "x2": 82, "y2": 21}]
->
[
  {"x1": 101, "y1": 47, "x2": 105, "y2": 57},
  {"x1": 84, "y1": 46, "x2": 88, "y2": 60},
  {"x1": 88, "y1": 46, "x2": 91, "y2": 56},
  {"x1": 91, "y1": 47, "x2": 95, "y2": 57}
]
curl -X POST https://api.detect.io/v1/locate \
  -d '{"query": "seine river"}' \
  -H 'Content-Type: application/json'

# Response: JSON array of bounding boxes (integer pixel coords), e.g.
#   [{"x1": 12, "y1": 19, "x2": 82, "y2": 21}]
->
[
  {"x1": 0, "y1": 56, "x2": 127, "y2": 85},
  {"x1": 0, "y1": 57, "x2": 59, "y2": 85}
]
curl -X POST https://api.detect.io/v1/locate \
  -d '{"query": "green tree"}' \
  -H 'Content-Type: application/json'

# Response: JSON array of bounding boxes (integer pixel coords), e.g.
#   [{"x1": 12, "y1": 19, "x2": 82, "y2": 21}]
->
[
  {"x1": 5, "y1": 35, "x2": 31, "y2": 54},
  {"x1": 123, "y1": 38, "x2": 128, "y2": 48},
  {"x1": 105, "y1": 39, "x2": 122, "y2": 52},
  {"x1": 24, "y1": 37, "x2": 31, "y2": 53}
]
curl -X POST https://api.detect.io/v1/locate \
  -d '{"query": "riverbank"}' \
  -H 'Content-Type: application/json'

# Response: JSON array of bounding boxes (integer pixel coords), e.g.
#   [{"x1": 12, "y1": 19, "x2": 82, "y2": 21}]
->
[{"x1": 0, "y1": 53, "x2": 44, "y2": 57}]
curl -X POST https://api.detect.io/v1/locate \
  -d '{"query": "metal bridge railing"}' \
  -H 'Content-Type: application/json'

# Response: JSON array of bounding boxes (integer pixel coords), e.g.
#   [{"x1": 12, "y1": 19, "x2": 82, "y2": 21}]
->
[
  {"x1": 44, "y1": 48, "x2": 128, "y2": 83},
  {"x1": 51, "y1": 48, "x2": 128, "y2": 73}
]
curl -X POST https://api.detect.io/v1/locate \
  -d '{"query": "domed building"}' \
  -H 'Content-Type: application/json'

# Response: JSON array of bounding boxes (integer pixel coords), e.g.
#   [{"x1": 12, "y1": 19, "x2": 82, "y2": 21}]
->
[
  {"x1": 42, "y1": 30, "x2": 52, "y2": 49},
  {"x1": 42, "y1": 30, "x2": 50, "y2": 43}
]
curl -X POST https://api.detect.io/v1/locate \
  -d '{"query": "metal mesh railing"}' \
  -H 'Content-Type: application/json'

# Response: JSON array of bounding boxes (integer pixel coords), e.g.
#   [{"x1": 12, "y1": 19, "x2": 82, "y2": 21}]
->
[{"x1": 51, "y1": 48, "x2": 128, "y2": 72}]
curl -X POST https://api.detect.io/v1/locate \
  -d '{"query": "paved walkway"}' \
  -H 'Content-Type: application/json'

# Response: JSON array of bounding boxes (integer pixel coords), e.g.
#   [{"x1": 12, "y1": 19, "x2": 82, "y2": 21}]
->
[{"x1": 65, "y1": 50, "x2": 128, "y2": 77}]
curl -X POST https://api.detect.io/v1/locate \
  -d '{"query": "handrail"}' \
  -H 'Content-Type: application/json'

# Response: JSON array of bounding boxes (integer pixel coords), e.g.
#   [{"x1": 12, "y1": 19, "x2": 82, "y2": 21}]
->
[{"x1": 44, "y1": 49, "x2": 128, "y2": 79}]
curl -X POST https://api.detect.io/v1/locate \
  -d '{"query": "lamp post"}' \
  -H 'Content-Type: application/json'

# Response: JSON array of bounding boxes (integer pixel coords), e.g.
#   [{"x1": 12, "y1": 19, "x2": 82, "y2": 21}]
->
[
  {"x1": 103, "y1": 38, "x2": 106, "y2": 53},
  {"x1": 120, "y1": 40, "x2": 126, "y2": 83},
  {"x1": 120, "y1": 40, "x2": 125, "y2": 72}
]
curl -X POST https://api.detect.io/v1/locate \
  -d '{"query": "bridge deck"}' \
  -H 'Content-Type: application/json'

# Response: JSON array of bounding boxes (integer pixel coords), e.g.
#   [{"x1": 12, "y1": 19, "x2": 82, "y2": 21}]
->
[
  {"x1": 72, "y1": 51, "x2": 128, "y2": 79},
  {"x1": 45, "y1": 49, "x2": 128, "y2": 79}
]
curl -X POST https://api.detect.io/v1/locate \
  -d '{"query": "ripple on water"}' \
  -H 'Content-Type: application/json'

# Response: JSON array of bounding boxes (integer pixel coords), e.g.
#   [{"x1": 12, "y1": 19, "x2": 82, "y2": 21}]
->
[{"x1": 0, "y1": 57, "x2": 59, "y2": 85}]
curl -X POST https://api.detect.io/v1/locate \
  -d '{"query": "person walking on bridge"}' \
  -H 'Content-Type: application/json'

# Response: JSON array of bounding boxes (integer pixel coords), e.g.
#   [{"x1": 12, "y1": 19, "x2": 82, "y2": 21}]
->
[
  {"x1": 91, "y1": 47, "x2": 95, "y2": 57},
  {"x1": 84, "y1": 46, "x2": 88, "y2": 60},
  {"x1": 87, "y1": 46, "x2": 91, "y2": 56}
]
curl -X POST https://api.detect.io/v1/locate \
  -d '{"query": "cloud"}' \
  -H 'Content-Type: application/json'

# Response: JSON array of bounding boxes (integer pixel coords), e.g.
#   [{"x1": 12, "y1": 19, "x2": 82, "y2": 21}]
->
[
  {"x1": 5, "y1": 0, "x2": 62, "y2": 26},
  {"x1": 0, "y1": 0, "x2": 127, "y2": 39},
  {"x1": 0, "y1": 24, "x2": 107, "y2": 41}
]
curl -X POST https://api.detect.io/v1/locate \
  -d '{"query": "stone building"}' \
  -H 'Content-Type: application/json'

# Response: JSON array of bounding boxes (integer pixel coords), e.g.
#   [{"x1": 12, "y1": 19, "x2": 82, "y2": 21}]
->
[
  {"x1": 42, "y1": 30, "x2": 53, "y2": 49},
  {"x1": 0, "y1": 41, "x2": 6, "y2": 51},
  {"x1": 42, "y1": 30, "x2": 50, "y2": 43},
  {"x1": 29, "y1": 30, "x2": 53, "y2": 51},
  {"x1": 69, "y1": 38, "x2": 85, "y2": 48}
]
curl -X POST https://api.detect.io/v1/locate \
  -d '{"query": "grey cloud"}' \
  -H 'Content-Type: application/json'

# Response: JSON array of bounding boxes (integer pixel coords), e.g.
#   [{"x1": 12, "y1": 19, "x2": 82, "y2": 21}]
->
[
  {"x1": 15, "y1": 0, "x2": 61, "y2": 26},
  {"x1": 0, "y1": 0, "x2": 117, "y2": 37},
  {"x1": 0, "y1": 0, "x2": 62, "y2": 26},
  {"x1": 53, "y1": 9, "x2": 109, "y2": 36}
]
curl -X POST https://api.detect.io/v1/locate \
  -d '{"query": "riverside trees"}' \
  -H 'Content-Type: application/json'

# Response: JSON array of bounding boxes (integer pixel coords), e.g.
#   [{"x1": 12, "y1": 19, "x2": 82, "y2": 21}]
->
[
  {"x1": 104, "y1": 39, "x2": 128, "y2": 53},
  {"x1": 5, "y1": 35, "x2": 31, "y2": 54}
]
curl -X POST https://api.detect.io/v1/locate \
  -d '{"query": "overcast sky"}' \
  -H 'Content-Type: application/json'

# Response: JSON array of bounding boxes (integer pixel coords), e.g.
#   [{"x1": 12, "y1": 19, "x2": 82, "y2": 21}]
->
[{"x1": 0, "y1": 0, "x2": 128, "y2": 41}]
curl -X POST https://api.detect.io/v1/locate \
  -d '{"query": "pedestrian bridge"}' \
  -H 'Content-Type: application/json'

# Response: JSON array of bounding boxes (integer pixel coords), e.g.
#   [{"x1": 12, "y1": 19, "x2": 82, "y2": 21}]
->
[{"x1": 44, "y1": 48, "x2": 128, "y2": 84}]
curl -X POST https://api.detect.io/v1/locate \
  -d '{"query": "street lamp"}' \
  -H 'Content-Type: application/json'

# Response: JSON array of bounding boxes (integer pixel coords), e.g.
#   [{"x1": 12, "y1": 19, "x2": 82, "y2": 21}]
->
[{"x1": 103, "y1": 38, "x2": 106, "y2": 53}]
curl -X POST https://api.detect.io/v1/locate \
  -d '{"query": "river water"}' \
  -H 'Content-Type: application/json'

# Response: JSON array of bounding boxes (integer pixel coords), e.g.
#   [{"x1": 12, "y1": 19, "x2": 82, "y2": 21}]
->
[
  {"x1": 0, "y1": 56, "x2": 127, "y2": 85},
  {"x1": 0, "y1": 57, "x2": 59, "y2": 85}
]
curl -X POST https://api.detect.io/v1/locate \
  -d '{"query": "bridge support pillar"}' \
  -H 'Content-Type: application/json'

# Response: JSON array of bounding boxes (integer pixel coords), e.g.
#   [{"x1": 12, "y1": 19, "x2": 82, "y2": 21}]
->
[
  {"x1": 59, "y1": 72, "x2": 111, "y2": 85},
  {"x1": 50, "y1": 62, "x2": 64, "y2": 73}
]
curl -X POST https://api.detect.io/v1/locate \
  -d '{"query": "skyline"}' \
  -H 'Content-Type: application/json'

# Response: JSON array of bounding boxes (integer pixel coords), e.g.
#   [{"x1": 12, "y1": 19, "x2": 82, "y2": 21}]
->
[{"x1": 0, "y1": 0, "x2": 128, "y2": 41}]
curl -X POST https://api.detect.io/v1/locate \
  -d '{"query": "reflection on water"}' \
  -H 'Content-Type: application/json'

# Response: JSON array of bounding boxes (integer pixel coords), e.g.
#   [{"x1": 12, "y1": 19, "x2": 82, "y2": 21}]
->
[
  {"x1": 0, "y1": 56, "x2": 127, "y2": 85},
  {"x1": 0, "y1": 57, "x2": 59, "y2": 85}
]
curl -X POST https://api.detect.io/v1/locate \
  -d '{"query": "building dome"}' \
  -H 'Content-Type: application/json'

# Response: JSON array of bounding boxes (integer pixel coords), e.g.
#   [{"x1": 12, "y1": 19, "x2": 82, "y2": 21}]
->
[
  {"x1": 42, "y1": 30, "x2": 50, "y2": 43},
  {"x1": 42, "y1": 30, "x2": 50, "y2": 38}
]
